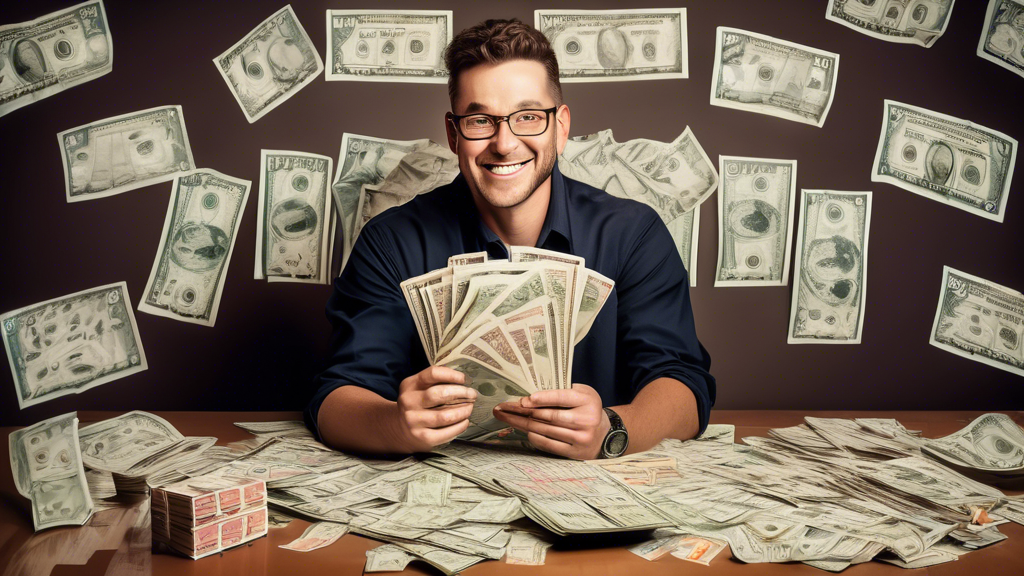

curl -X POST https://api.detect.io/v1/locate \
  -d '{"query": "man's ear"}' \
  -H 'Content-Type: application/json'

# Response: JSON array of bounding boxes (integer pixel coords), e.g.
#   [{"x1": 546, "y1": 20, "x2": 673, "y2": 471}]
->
[
  {"x1": 555, "y1": 104, "x2": 571, "y2": 156},
  {"x1": 445, "y1": 113, "x2": 458, "y2": 154}
]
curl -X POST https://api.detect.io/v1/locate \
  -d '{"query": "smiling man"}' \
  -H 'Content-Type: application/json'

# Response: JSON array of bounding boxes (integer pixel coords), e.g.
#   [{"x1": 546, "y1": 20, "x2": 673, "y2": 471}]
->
[{"x1": 307, "y1": 19, "x2": 715, "y2": 460}]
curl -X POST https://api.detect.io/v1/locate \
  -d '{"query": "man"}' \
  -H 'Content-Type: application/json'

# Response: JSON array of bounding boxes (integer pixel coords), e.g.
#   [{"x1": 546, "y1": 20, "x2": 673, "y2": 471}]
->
[{"x1": 307, "y1": 19, "x2": 714, "y2": 460}]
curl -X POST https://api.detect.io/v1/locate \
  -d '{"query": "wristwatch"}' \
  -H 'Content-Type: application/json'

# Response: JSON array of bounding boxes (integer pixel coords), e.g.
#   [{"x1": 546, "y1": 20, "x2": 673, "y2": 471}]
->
[{"x1": 600, "y1": 408, "x2": 628, "y2": 459}]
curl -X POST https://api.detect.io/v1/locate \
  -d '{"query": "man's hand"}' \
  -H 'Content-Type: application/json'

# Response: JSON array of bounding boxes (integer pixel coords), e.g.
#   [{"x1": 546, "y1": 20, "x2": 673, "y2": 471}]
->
[
  {"x1": 396, "y1": 366, "x2": 477, "y2": 452},
  {"x1": 493, "y1": 384, "x2": 610, "y2": 460}
]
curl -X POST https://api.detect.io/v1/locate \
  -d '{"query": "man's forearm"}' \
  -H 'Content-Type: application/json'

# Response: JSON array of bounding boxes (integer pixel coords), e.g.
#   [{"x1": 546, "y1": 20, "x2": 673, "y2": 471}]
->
[
  {"x1": 317, "y1": 385, "x2": 408, "y2": 454},
  {"x1": 611, "y1": 377, "x2": 700, "y2": 454}
]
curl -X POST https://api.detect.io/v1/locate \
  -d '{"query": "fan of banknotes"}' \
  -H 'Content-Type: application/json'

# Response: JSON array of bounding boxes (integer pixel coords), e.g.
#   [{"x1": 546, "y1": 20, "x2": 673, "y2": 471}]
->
[{"x1": 400, "y1": 248, "x2": 614, "y2": 441}]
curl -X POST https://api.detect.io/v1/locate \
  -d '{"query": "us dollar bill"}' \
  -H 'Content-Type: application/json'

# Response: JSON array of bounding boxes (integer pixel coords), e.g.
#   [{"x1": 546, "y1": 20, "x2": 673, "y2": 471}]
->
[
  {"x1": 0, "y1": 1, "x2": 112, "y2": 118},
  {"x1": 255, "y1": 150, "x2": 334, "y2": 284},
  {"x1": 923, "y1": 413, "x2": 1024, "y2": 472},
  {"x1": 929, "y1": 266, "x2": 1024, "y2": 377},
  {"x1": 214, "y1": 5, "x2": 322, "y2": 123},
  {"x1": 2, "y1": 282, "x2": 146, "y2": 409},
  {"x1": 139, "y1": 169, "x2": 251, "y2": 326},
  {"x1": 977, "y1": 0, "x2": 1024, "y2": 80},
  {"x1": 558, "y1": 128, "x2": 715, "y2": 286},
  {"x1": 871, "y1": 100, "x2": 1017, "y2": 223},
  {"x1": 716, "y1": 156, "x2": 797, "y2": 287},
  {"x1": 325, "y1": 10, "x2": 452, "y2": 82},
  {"x1": 57, "y1": 105, "x2": 195, "y2": 202},
  {"x1": 788, "y1": 190, "x2": 872, "y2": 344},
  {"x1": 711, "y1": 27, "x2": 840, "y2": 128},
  {"x1": 535, "y1": 8, "x2": 688, "y2": 81},
  {"x1": 9, "y1": 412, "x2": 94, "y2": 531},
  {"x1": 332, "y1": 134, "x2": 458, "y2": 270},
  {"x1": 826, "y1": 0, "x2": 956, "y2": 47}
]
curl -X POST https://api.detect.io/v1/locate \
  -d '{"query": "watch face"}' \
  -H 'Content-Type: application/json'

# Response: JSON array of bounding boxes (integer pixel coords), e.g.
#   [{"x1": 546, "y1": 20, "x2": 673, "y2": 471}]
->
[{"x1": 605, "y1": 430, "x2": 628, "y2": 456}]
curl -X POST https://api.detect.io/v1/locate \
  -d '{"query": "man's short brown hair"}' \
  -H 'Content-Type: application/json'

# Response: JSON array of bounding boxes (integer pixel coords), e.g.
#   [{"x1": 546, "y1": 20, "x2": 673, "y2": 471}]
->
[{"x1": 444, "y1": 19, "x2": 563, "y2": 109}]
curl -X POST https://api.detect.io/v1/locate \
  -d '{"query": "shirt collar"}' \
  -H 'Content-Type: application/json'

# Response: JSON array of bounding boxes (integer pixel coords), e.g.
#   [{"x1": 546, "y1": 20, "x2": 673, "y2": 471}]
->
[{"x1": 457, "y1": 163, "x2": 574, "y2": 259}]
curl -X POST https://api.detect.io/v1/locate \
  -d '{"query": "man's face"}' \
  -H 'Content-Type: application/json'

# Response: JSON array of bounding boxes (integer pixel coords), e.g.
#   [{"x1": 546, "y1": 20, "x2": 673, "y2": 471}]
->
[{"x1": 446, "y1": 60, "x2": 569, "y2": 209}]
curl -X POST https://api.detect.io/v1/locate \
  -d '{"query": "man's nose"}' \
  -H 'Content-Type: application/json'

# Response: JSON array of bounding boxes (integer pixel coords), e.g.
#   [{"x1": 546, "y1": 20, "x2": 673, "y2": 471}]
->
[{"x1": 490, "y1": 120, "x2": 519, "y2": 156}]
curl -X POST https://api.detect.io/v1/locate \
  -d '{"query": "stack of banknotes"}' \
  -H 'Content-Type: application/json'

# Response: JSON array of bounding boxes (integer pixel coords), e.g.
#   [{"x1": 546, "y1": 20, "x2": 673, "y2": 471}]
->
[
  {"x1": 151, "y1": 474, "x2": 268, "y2": 559},
  {"x1": 9, "y1": 410, "x2": 1024, "y2": 572},
  {"x1": 400, "y1": 248, "x2": 614, "y2": 441}
]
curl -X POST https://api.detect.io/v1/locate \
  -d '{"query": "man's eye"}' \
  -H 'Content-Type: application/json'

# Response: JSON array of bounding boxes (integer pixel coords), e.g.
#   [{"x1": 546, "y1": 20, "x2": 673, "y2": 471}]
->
[
  {"x1": 516, "y1": 114, "x2": 540, "y2": 123},
  {"x1": 467, "y1": 118, "x2": 492, "y2": 127}
]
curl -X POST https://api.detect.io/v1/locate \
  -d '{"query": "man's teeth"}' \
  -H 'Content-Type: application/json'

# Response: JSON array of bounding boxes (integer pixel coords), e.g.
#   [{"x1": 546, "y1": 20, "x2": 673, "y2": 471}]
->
[{"x1": 487, "y1": 161, "x2": 526, "y2": 175}]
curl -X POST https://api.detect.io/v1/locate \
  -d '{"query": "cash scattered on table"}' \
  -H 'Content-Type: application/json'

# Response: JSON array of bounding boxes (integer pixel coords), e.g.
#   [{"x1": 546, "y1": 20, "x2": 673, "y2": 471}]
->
[
  {"x1": 978, "y1": 0, "x2": 1024, "y2": 79},
  {"x1": 139, "y1": 169, "x2": 252, "y2": 327},
  {"x1": 10, "y1": 410, "x2": 1024, "y2": 572},
  {"x1": 0, "y1": 1, "x2": 112, "y2": 118},
  {"x1": 711, "y1": 27, "x2": 840, "y2": 127},
  {"x1": 715, "y1": 156, "x2": 797, "y2": 287},
  {"x1": 535, "y1": 8, "x2": 688, "y2": 81},
  {"x1": 1, "y1": 282, "x2": 147, "y2": 409},
  {"x1": 255, "y1": 150, "x2": 335, "y2": 284},
  {"x1": 57, "y1": 105, "x2": 195, "y2": 202},
  {"x1": 871, "y1": 100, "x2": 1016, "y2": 223},
  {"x1": 331, "y1": 134, "x2": 459, "y2": 270},
  {"x1": 213, "y1": 5, "x2": 322, "y2": 123},
  {"x1": 930, "y1": 267, "x2": 1024, "y2": 378},
  {"x1": 559, "y1": 127, "x2": 718, "y2": 286},
  {"x1": 826, "y1": 0, "x2": 955, "y2": 47},
  {"x1": 401, "y1": 248, "x2": 614, "y2": 440},
  {"x1": 325, "y1": 10, "x2": 452, "y2": 83},
  {"x1": 788, "y1": 190, "x2": 872, "y2": 344},
  {"x1": 9, "y1": 412, "x2": 94, "y2": 531},
  {"x1": 152, "y1": 474, "x2": 268, "y2": 559}
]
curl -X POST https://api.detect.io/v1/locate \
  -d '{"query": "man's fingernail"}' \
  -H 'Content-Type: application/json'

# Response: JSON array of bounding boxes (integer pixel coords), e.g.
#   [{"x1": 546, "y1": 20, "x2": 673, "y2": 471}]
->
[
  {"x1": 494, "y1": 405, "x2": 503, "y2": 412},
  {"x1": 463, "y1": 376, "x2": 473, "y2": 386}
]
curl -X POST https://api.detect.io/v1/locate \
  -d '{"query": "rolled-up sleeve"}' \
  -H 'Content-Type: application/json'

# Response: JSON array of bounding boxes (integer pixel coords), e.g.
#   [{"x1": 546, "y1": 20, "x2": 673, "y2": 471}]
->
[
  {"x1": 304, "y1": 223, "x2": 424, "y2": 440},
  {"x1": 615, "y1": 210, "x2": 716, "y2": 434}
]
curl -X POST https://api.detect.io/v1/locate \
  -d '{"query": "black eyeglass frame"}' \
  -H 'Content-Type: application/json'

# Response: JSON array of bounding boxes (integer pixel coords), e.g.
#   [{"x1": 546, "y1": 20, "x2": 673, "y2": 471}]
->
[{"x1": 447, "y1": 107, "x2": 559, "y2": 141}]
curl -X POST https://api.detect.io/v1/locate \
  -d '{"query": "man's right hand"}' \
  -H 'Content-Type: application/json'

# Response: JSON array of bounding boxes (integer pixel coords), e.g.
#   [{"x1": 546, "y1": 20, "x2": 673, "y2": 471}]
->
[{"x1": 395, "y1": 366, "x2": 477, "y2": 451}]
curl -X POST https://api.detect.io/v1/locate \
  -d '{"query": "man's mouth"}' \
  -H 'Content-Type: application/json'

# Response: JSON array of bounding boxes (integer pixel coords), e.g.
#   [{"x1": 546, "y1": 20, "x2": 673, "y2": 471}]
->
[{"x1": 483, "y1": 159, "x2": 532, "y2": 175}]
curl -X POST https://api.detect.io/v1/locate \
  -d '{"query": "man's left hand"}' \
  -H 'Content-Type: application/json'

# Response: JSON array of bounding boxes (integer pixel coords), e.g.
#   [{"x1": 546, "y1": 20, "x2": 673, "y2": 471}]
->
[{"x1": 493, "y1": 384, "x2": 610, "y2": 460}]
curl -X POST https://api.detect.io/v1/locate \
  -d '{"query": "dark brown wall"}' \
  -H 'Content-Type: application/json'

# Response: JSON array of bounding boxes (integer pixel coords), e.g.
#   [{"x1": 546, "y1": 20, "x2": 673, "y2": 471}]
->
[{"x1": 2, "y1": 0, "x2": 1022, "y2": 426}]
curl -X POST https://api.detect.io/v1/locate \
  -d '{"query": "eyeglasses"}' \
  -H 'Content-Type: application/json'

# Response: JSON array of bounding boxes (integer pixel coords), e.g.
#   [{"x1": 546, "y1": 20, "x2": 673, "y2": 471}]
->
[{"x1": 448, "y1": 107, "x2": 558, "y2": 140}]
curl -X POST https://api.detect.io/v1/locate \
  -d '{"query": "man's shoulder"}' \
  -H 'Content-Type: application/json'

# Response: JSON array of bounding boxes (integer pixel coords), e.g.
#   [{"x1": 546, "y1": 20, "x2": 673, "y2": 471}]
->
[
  {"x1": 363, "y1": 178, "x2": 466, "y2": 236},
  {"x1": 562, "y1": 174, "x2": 662, "y2": 229}
]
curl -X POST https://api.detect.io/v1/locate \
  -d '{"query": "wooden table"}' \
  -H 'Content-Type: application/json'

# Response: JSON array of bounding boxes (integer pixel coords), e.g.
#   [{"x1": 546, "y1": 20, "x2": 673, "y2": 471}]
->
[{"x1": 2, "y1": 410, "x2": 1023, "y2": 576}]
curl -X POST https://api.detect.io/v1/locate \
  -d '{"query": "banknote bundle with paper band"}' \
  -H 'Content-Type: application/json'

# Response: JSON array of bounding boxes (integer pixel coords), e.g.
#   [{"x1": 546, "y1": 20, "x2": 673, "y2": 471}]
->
[
  {"x1": 401, "y1": 247, "x2": 614, "y2": 442},
  {"x1": 151, "y1": 474, "x2": 268, "y2": 559}
]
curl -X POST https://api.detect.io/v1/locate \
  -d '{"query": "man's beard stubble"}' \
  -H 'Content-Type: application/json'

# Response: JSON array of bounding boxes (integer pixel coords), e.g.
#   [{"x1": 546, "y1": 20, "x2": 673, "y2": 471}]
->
[{"x1": 468, "y1": 136, "x2": 557, "y2": 210}]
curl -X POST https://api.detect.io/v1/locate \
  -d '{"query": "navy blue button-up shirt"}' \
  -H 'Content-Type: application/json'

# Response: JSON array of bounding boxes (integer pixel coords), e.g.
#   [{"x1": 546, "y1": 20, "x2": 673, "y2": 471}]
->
[{"x1": 305, "y1": 164, "x2": 715, "y2": 438}]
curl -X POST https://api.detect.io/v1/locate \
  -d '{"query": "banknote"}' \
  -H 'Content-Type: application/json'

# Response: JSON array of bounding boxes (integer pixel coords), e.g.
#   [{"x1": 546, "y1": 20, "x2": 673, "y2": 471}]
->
[
  {"x1": 535, "y1": 8, "x2": 687, "y2": 81},
  {"x1": 871, "y1": 100, "x2": 1016, "y2": 223},
  {"x1": 671, "y1": 535, "x2": 728, "y2": 565},
  {"x1": 78, "y1": 410, "x2": 183, "y2": 473},
  {"x1": 978, "y1": 0, "x2": 1024, "y2": 79},
  {"x1": 715, "y1": 156, "x2": 797, "y2": 287},
  {"x1": 923, "y1": 413, "x2": 1024, "y2": 473},
  {"x1": 929, "y1": 266, "x2": 1024, "y2": 377},
  {"x1": 255, "y1": 150, "x2": 334, "y2": 284},
  {"x1": 2, "y1": 281, "x2": 146, "y2": 409},
  {"x1": 57, "y1": 105, "x2": 195, "y2": 202},
  {"x1": 9, "y1": 412, "x2": 94, "y2": 531},
  {"x1": 366, "y1": 544, "x2": 416, "y2": 571},
  {"x1": 280, "y1": 521, "x2": 349, "y2": 552},
  {"x1": 558, "y1": 127, "x2": 716, "y2": 286},
  {"x1": 711, "y1": 27, "x2": 840, "y2": 127},
  {"x1": 0, "y1": 1, "x2": 112, "y2": 118},
  {"x1": 325, "y1": 10, "x2": 452, "y2": 82},
  {"x1": 667, "y1": 208, "x2": 699, "y2": 288},
  {"x1": 826, "y1": 0, "x2": 956, "y2": 47},
  {"x1": 331, "y1": 134, "x2": 457, "y2": 269},
  {"x1": 214, "y1": 5, "x2": 322, "y2": 123},
  {"x1": 139, "y1": 169, "x2": 251, "y2": 327},
  {"x1": 788, "y1": 190, "x2": 872, "y2": 344}
]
